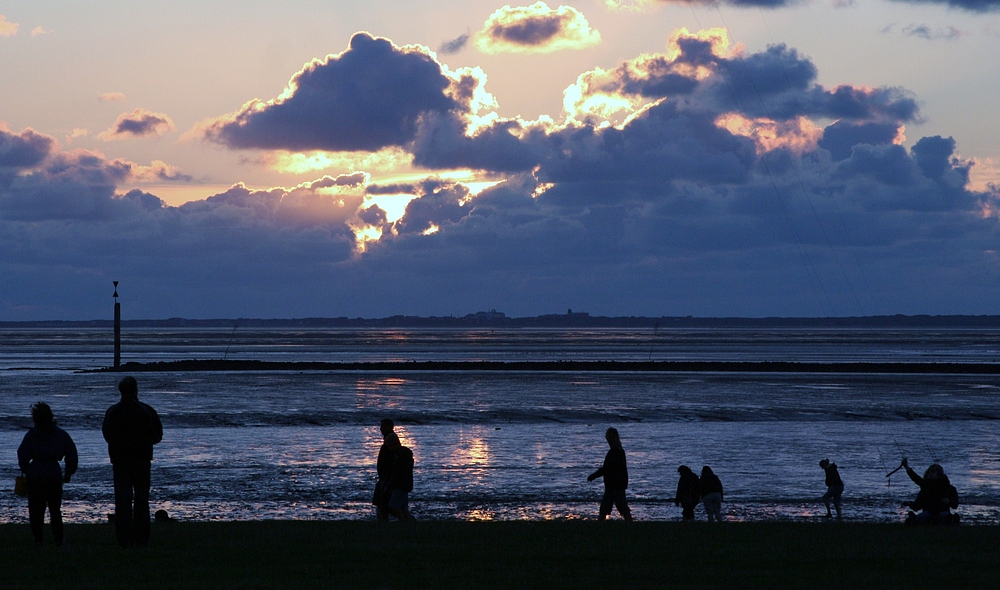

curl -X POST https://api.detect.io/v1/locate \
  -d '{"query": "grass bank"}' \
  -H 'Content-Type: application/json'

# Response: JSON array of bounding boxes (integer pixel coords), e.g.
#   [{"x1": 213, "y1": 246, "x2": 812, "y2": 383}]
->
[{"x1": 2, "y1": 520, "x2": 998, "y2": 589}]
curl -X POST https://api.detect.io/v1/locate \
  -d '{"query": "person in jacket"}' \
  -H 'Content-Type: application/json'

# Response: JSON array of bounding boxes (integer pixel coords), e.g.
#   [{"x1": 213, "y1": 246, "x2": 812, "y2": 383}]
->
[
  {"x1": 587, "y1": 427, "x2": 632, "y2": 521},
  {"x1": 17, "y1": 402, "x2": 78, "y2": 547},
  {"x1": 901, "y1": 458, "x2": 959, "y2": 525},
  {"x1": 675, "y1": 465, "x2": 700, "y2": 521},
  {"x1": 374, "y1": 419, "x2": 401, "y2": 521},
  {"x1": 819, "y1": 459, "x2": 844, "y2": 519},
  {"x1": 699, "y1": 466, "x2": 724, "y2": 522},
  {"x1": 102, "y1": 376, "x2": 163, "y2": 547}
]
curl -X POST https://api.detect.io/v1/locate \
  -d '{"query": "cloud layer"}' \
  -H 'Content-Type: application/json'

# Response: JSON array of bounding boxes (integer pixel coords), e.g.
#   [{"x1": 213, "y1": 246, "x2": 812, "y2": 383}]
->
[
  {"x1": 3, "y1": 28, "x2": 999, "y2": 319},
  {"x1": 621, "y1": 0, "x2": 1000, "y2": 10}
]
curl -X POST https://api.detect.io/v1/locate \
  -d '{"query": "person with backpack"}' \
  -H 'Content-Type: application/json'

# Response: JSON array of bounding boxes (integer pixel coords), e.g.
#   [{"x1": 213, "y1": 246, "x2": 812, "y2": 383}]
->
[
  {"x1": 386, "y1": 425, "x2": 415, "y2": 521},
  {"x1": 373, "y1": 419, "x2": 400, "y2": 521}
]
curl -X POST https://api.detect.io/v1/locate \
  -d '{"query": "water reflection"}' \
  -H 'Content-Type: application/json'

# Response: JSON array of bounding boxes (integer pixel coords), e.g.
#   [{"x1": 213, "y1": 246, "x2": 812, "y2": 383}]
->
[{"x1": 354, "y1": 377, "x2": 408, "y2": 410}]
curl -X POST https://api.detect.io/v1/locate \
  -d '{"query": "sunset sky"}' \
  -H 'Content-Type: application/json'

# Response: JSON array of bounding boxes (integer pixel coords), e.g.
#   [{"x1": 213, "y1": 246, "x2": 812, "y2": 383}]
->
[{"x1": 2, "y1": 0, "x2": 999, "y2": 320}]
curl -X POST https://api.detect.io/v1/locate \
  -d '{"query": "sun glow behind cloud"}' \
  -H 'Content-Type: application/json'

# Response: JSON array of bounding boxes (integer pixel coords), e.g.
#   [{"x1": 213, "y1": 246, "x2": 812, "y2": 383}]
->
[
  {"x1": 715, "y1": 114, "x2": 824, "y2": 154},
  {"x1": 266, "y1": 148, "x2": 414, "y2": 175}
]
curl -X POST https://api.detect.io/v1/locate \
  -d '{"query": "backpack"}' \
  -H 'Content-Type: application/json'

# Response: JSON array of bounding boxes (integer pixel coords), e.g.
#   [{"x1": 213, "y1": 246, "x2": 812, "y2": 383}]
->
[{"x1": 393, "y1": 446, "x2": 414, "y2": 492}]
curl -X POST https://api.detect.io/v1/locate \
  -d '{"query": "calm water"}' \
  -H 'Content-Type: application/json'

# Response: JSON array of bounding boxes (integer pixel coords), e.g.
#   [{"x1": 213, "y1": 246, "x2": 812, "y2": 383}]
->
[{"x1": 1, "y1": 327, "x2": 999, "y2": 524}]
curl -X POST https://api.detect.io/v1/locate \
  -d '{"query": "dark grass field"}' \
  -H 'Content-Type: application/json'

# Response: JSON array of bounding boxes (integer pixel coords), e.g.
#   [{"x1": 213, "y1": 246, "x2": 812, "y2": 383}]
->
[{"x1": 3, "y1": 520, "x2": 1000, "y2": 589}]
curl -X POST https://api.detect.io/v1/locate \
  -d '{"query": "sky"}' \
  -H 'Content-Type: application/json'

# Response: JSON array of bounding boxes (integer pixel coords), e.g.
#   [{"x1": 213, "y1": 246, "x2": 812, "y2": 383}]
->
[{"x1": 1, "y1": 0, "x2": 999, "y2": 320}]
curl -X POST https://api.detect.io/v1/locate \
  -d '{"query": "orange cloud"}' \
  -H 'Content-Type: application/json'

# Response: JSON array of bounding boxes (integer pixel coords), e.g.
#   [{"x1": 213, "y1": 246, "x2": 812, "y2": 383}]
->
[
  {"x1": 99, "y1": 92, "x2": 126, "y2": 102},
  {"x1": 0, "y1": 14, "x2": 18, "y2": 37}
]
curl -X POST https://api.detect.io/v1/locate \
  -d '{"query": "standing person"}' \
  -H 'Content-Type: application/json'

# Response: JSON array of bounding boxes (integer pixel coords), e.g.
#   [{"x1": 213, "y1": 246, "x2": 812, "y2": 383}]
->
[
  {"x1": 387, "y1": 442, "x2": 415, "y2": 521},
  {"x1": 819, "y1": 459, "x2": 844, "y2": 519},
  {"x1": 17, "y1": 402, "x2": 78, "y2": 547},
  {"x1": 374, "y1": 418, "x2": 400, "y2": 521},
  {"x1": 901, "y1": 458, "x2": 959, "y2": 525},
  {"x1": 699, "y1": 466, "x2": 724, "y2": 523},
  {"x1": 674, "y1": 465, "x2": 700, "y2": 521},
  {"x1": 102, "y1": 376, "x2": 163, "y2": 548},
  {"x1": 587, "y1": 427, "x2": 633, "y2": 521}
]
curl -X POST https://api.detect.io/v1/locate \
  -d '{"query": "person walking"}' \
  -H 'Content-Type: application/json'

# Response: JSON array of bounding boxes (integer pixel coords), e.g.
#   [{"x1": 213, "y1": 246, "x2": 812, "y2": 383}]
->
[
  {"x1": 374, "y1": 419, "x2": 401, "y2": 521},
  {"x1": 699, "y1": 466, "x2": 724, "y2": 522},
  {"x1": 819, "y1": 459, "x2": 844, "y2": 519},
  {"x1": 17, "y1": 402, "x2": 78, "y2": 547},
  {"x1": 387, "y1": 442, "x2": 415, "y2": 521},
  {"x1": 102, "y1": 376, "x2": 163, "y2": 547},
  {"x1": 587, "y1": 427, "x2": 633, "y2": 521}
]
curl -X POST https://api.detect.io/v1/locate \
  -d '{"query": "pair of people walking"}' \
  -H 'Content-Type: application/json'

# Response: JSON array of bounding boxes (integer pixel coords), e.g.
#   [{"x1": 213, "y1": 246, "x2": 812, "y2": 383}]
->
[
  {"x1": 16, "y1": 376, "x2": 162, "y2": 547},
  {"x1": 373, "y1": 418, "x2": 414, "y2": 521},
  {"x1": 584, "y1": 428, "x2": 724, "y2": 522}
]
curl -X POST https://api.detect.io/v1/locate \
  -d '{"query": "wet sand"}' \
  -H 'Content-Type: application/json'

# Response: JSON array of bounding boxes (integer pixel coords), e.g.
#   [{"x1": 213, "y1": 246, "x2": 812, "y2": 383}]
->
[
  {"x1": 3, "y1": 520, "x2": 997, "y2": 589},
  {"x1": 92, "y1": 359, "x2": 1000, "y2": 374}
]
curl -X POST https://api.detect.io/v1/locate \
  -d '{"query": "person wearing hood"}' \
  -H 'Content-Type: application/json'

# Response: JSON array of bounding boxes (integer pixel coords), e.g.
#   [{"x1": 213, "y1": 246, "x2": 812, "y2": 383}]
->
[
  {"x1": 103, "y1": 376, "x2": 163, "y2": 547},
  {"x1": 17, "y1": 402, "x2": 78, "y2": 547},
  {"x1": 675, "y1": 465, "x2": 700, "y2": 521},
  {"x1": 901, "y1": 458, "x2": 959, "y2": 525}
]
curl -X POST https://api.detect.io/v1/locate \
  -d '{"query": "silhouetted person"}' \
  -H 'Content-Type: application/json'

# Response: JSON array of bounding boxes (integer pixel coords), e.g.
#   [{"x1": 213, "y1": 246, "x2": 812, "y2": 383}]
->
[
  {"x1": 103, "y1": 376, "x2": 163, "y2": 547},
  {"x1": 17, "y1": 402, "x2": 78, "y2": 547},
  {"x1": 675, "y1": 465, "x2": 700, "y2": 521},
  {"x1": 387, "y1": 443, "x2": 415, "y2": 521},
  {"x1": 819, "y1": 458, "x2": 844, "y2": 519},
  {"x1": 901, "y1": 458, "x2": 959, "y2": 525},
  {"x1": 374, "y1": 419, "x2": 400, "y2": 521},
  {"x1": 587, "y1": 427, "x2": 632, "y2": 521},
  {"x1": 699, "y1": 466, "x2": 724, "y2": 522}
]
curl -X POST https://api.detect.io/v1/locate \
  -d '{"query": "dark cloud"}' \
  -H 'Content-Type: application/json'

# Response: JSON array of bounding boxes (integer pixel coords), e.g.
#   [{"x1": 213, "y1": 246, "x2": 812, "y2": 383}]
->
[
  {"x1": 700, "y1": 45, "x2": 919, "y2": 122},
  {"x1": 0, "y1": 128, "x2": 55, "y2": 172},
  {"x1": 537, "y1": 101, "x2": 758, "y2": 185},
  {"x1": 818, "y1": 121, "x2": 901, "y2": 161},
  {"x1": 891, "y1": 0, "x2": 1000, "y2": 12},
  {"x1": 199, "y1": 32, "x2": 460, "y2": 152},
  {"x1": 488, "y1": 14, "x2": 561, "y2": 45},
  {"x1": 475, "y1": 2, "x2": 601, "y2": 54},
  {"x1": 883, "y1": 23, "x2": 965, "y2": 40},
  {"x1": 438, "y1": 33, "x2": 469, "y2": 54},
  {"x1": 393, "y1": 183, "x2": 470, "y2": 235},
  {"x1": 1, "y1": 150, "x2": 141, "y2": 221},
  {"x1": 99, "y1": 109, "x2": 175, "y2": 140},
  {"x1": 654, "y1": 0, "x2": 802, "y2": 7}
]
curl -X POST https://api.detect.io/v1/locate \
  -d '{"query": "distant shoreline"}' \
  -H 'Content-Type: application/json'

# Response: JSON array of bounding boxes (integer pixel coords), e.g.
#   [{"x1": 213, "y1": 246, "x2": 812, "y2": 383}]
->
[
  {"x1": 87, "y1": 359, "x2": 1000, "y2": 374},
  {"x1": 9, "y1": 313, "x2": 1000, "y2": 329}
]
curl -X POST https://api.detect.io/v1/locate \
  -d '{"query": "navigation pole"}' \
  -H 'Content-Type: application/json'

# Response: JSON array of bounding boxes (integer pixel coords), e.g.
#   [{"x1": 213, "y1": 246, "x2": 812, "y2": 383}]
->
[{"x1": 113, "y1": 281, "x2": 121, "y2": 370}]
